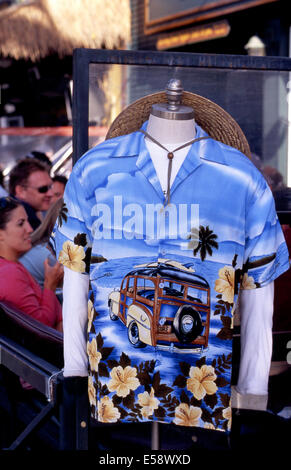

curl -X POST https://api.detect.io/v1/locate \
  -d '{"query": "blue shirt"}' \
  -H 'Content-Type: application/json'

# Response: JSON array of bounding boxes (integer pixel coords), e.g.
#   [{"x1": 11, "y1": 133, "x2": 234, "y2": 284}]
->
[
  {"x1": 52, "y1": 123, "x2": 289, "y2": 432},
  {"x1": 20, "y1": 243, "x2": 54, "y2": 287}
]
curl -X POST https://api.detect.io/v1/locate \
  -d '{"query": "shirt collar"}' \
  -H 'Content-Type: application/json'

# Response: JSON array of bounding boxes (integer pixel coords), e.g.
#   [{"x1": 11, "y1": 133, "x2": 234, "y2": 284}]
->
[
  {"x1": 136, "y1": 120, "x2": 229, "y2": 161},
  {"x1": 136, "y1": 124, "x2": 164, "y2": 199},
  {"x1": 136, "y1": 121, "x2": 230, "y2": 196},
  {"x1": 110, "y1": 120, "x2": 230, "y2": 167},
  {"x1": 109, "y1": 120, "x2": 230, "y2": 200}
]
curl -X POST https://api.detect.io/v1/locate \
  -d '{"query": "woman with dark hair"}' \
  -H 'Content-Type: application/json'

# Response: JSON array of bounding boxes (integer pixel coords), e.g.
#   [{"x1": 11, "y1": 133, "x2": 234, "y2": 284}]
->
[{"x1": 0, "y1": 197, "x2": 63, "y2": 331}]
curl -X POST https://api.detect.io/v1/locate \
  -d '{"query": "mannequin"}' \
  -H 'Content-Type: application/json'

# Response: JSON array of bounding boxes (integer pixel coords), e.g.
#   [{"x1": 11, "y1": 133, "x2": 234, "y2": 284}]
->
[
  {"x1": 142, "y1": 81, "x2": 274, "y2": 406},
  {"x1": 145, "y1": 115, "x2": 196, "y2": 195},
  {"x1": 62, "y1": 79, "x2": 274, "y2": 409},
  {"x1": 54, "y1": 79, "x2": 290, "y2": 453}
]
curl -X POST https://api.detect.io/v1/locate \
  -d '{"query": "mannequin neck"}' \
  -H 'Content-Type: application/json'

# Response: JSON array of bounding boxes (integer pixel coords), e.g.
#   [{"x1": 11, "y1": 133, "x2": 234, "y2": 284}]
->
[
  {"x1": 146, "y1": 114, "x2": 196, "y2": 145},
  {"x1": 144, "y1": 114, "x2": 197, "y2": 194}
]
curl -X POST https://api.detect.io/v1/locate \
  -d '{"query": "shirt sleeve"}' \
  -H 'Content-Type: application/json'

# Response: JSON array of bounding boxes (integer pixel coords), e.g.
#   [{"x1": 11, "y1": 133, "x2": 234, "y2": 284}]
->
[
  {"x1": 236, "y1": 282, "x2": 273, "y2": 399},
  {"x1": 50, "y1": 159, "x2": 92, "y2": 376},
  {"x1": 2, "y1": 264, "x2": 61, "y2": 328},
  {"x1": 51, "y1": 163, "x2": 93, "y2": 275},
  {"x1": 241, "y1": 178, "x2": 290, "y2": 289},
  {"x1": 62, "y1": 267, "x2": 89, "y2": 377}
]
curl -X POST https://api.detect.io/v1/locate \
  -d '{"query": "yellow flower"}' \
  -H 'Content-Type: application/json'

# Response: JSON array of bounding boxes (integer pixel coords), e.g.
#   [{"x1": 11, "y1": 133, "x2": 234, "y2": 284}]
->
[
  {"x1": 58, "y1": 240, "x2": 86, "y2": 272},
  {"x1": 173, "y1": 403, "x2": 202, "y2": 427},
  {"x1": 222, "y1": 406, "x2": 232, "y2": 430},
  {"x1": 88, "y1": 375, "x2": 96, "y2": 407},
  {"x1": 187, "y1": 364, "x2": 218, "y2": 400},
  {"x1": 98, "y1": 396, "x2": 121, "y2": 423},
  {"x1": 87, "y1": 338, "x2": 101, "y2": 372},
  {"x1": 214, "y1": 266, "x2": 235, "y2": 303},
  {"x1": 88, "y1": 299, "x2": 94, "y2": 332},
  {"x1": 138, "y1": 387, "x2": 160, "y2": 418},
  {"x1": 108, "y1": 365, "x2": 140, "y2": 397},
  {"x1": 241, "y1": 273, "x2": 256, "y2": 289}
]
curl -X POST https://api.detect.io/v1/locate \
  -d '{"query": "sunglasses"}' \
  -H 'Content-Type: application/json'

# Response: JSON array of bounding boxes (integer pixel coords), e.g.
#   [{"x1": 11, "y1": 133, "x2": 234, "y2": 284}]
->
[{"x1": 22, "y1": 184, "x2": 53, "y2": 193}]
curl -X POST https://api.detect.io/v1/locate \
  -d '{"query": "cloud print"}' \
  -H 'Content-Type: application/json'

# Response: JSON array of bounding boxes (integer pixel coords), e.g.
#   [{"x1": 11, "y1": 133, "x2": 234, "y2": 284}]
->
[{"x1": 94, "y1": 172, "x2": 141, "y2": 204}]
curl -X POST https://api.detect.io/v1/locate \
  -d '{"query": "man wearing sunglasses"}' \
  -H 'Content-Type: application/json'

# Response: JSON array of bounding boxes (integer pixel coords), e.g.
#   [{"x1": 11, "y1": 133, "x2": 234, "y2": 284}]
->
[{"x1": 9, "y1": 158, "x2": 53, "y2": 230}]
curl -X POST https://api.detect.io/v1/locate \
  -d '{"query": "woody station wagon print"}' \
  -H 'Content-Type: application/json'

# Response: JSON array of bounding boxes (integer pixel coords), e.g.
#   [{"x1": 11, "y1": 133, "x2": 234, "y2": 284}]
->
[{"x1": 108, "y1": 259, "x2": 211, "y2": 352}]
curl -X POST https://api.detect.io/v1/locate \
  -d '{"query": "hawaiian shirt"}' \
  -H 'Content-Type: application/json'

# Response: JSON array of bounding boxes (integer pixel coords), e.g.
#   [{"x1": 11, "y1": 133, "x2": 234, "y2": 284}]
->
[{"x1": 52, "y1": 122, "x2": 289, "y2": 433}]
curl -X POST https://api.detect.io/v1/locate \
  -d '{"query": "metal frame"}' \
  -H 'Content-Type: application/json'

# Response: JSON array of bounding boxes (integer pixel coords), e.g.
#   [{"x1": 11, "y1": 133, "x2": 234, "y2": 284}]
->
[
  {"x1": 0, "y1": 335, "x2": 89, "y2": 450},
  {"x1": 0, "y1": 335, "x2": 62, "y2": 449},
  {"x1": 73, "y1": 48, "x2": 291, "y2": 164},
  {"x1": 0, "y1": 336, "x2": 61, "y2": 400}
]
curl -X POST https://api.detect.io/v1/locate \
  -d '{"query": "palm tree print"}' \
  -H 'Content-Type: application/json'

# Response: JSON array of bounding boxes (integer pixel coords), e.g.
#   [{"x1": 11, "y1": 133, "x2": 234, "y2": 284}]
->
[
  {"x1": 57, "y1": 200, "x2": 68, "y2": 227},
  {"x1": 188, "y1": 225, "x2": 219, "y2": 261}
]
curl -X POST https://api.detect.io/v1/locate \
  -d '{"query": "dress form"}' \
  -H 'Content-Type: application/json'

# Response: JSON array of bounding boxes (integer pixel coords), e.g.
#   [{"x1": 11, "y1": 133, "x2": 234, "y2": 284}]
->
[
  {"x1": 145, "y1": 115, "x2": 196, "y2": 194},
  {"x1": 62, "y1": 79, "x2": 274, "y2": 414},
  {"x1": 145, "y1": 80, "x2": 274, "y2": 407},
  {"x1": 145, "y1": 79, "x2": 196, "y2": 194}
]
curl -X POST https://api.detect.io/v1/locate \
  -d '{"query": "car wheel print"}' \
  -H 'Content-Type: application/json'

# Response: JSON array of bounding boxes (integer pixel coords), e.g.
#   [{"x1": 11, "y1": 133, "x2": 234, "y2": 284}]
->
[
  {"x1": 127, "y1": 320, "x2": 146, "y2": 348},
  {"x1": 173, "y1": 305, "x2": 203, "y2": 343}
]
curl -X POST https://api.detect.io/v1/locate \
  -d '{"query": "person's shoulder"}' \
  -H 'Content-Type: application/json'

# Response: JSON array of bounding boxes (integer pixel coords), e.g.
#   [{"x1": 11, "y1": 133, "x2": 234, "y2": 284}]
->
[
  {"x1": 0, "y1": 259, "x2": 26, "y2": 285},
  {"x1": 0, "y1": 257, "x2": 14, "y2": 271},
  {"x1": 21, "y1": 244, "x2": 51, "y2": 262}
]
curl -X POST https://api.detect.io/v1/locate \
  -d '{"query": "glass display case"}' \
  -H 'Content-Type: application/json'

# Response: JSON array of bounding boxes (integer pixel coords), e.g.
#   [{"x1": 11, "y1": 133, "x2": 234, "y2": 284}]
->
[{"x1": 74, "y1": 49, "x2": 291, "y2": 190}]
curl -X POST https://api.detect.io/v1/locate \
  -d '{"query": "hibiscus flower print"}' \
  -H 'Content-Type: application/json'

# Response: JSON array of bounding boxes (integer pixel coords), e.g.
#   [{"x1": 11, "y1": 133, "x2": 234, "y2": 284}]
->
[
  {"x1": 138, "y1": 387, "x2": 160, "y2": 418},
  {"x1": 87, "y1": 299, "x2": 94, "y2": 332},
  {"x1": 98, "y1": 396, "x2": 121, "y2": 423},
  {"x1": 214, "y1": 265, "x2": 235, "y2": 303},
  {"x1": 58, "y1": 240, "x2": 86, "y2": 272},
  {"x1": 87, "y1": 338, "x2": 101, "y2": 372},
  {"x1": 187, "y1": 364, "x2": 218, "y2": 400},
  {"x1": 173, "y1": 403, "x2": 202, "y2": 427},
  {"x1": 108, "y1": 365, "x2": 140, "y2": 397},
  {"x1": 241, "y1": 273, "x2": 256, "y2": 289}
]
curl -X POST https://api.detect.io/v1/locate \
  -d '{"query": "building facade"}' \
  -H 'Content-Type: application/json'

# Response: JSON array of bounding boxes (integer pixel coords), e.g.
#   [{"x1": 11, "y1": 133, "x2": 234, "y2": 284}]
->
[{"x1": 131, "y1": 1, "x2": 289, "y2": 57}]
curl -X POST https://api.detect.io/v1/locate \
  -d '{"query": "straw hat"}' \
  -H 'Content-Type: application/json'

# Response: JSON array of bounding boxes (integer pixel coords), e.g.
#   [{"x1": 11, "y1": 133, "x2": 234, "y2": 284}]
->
[{"x1": 106, "y1": 90, "x2": 251, "y2": 159}]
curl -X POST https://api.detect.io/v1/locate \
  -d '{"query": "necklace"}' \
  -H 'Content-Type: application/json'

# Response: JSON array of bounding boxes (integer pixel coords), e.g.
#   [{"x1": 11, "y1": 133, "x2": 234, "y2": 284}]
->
[{"x1": 140, "y1": 129, "x2": 210, "y2": 205}]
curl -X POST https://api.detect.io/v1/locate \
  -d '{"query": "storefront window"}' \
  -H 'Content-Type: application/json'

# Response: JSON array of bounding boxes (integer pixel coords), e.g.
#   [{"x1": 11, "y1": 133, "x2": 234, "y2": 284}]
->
[{"x1": 88, "y1": 61, "x2": 290, "y2": 187}]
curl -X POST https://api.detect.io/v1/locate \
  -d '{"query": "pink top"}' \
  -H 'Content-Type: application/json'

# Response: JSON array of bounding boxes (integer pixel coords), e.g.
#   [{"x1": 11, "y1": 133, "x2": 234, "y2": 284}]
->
[{"x1": 0, "y1": 257, "x2": 62, "y2": 328}]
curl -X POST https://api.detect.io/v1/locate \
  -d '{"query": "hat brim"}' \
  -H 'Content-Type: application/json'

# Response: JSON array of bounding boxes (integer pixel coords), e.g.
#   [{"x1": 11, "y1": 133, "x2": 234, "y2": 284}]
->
[{"x1": 106, "y1": 91, "x2": 251, "y2": 159}]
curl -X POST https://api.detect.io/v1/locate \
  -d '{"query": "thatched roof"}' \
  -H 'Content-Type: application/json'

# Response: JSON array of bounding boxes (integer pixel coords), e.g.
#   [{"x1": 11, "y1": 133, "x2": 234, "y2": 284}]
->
[{"x1": 0, "y1": 0, "x2": 131, "y2": 61}]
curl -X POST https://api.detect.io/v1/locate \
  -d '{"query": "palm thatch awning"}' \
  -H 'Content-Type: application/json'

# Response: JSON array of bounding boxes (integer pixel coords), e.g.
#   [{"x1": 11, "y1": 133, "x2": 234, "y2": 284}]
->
[{"x1": 0, "y1": 0, "x2": 131, "y2": 61}]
